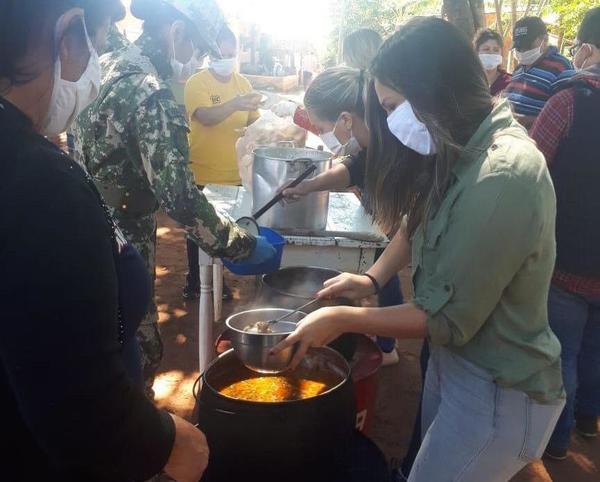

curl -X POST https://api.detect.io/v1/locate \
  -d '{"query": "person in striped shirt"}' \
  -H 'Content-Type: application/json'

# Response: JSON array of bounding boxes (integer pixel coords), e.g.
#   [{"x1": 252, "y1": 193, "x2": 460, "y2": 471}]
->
[{"x1": 504, "y1": 16, "x2": 574, "y2": 129}]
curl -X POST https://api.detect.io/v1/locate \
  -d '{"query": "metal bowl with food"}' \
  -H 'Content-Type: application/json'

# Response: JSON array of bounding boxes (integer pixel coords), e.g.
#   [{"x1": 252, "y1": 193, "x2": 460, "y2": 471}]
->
[
  {"x1": 225, "y1": 308, "x2": 305, "y2": 373},
  {"x1": 262, "y1": 266, "x2": 358, "y2": 360}
]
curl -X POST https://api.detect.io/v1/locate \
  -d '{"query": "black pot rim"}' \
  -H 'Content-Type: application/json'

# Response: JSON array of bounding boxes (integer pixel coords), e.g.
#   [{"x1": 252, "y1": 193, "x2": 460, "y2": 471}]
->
[
  {"x1": 201, "y1": 347, "x2": 351, "y2": 407},
  {"x1": 261, "y1": 265, "x2": 343, "y2": 299}
]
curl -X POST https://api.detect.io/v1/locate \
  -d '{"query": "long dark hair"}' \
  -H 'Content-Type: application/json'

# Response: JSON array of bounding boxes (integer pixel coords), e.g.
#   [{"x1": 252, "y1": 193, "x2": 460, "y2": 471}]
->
[
  {"x1": 370, "y1": 17, "x2": 493, "y2": 235},
  {"x1": 363, "y1": 80, "x2": 432, "y2": 236},
  {"x1": 0, "y1": 0, "x2": 78, "y2": 92}
]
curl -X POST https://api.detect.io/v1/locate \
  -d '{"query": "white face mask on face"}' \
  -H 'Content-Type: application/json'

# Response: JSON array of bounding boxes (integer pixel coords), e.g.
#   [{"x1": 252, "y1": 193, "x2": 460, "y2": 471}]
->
[
  {"x1": 170, "y1": 25, "x2": 200, "y2": 83},
  {"x1": 209, "y1": 57, "x2": 237, "y2": 77},
  {"x1": 41, "y1": 16, "x2": 101, "y2": 137},
  {"x1": 320, "y1": 117, "x2": 361, "y2": 156},
  {"x1": 172, "y1": 54, "x2": 201, "y2": 83},
  {"x1": 479, "y1": 53, "x2": 503, "y2": 71},
  {"x1": 514, "y1": 45, "x2": 543, "y2": 66},
  {"x1": 387, "y1": 100, "x2": 436, "y2": 156}
]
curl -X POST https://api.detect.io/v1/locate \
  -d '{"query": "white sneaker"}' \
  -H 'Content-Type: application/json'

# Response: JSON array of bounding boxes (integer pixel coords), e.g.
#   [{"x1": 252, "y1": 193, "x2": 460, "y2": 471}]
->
[{"x1": 382, "y1": 349, "x2": 400, "y2": 366}]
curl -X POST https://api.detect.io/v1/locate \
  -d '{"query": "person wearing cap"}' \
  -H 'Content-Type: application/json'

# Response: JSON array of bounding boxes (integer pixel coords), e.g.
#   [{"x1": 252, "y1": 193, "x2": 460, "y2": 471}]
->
[
  {"x1": 73, "y1": 0, "x2": 276, "y2": 396},
  {"x1": 183, "y1": 26, "x2": 261, "y2": 301},
  {"x1": 65, "y1": 1, "x2": 129, "y2": 158},
  {"x1": 82, "y1": 0, "x2": 129, "y2": 55},
  {"x1": 504, "y1": 16, "x2": 574, "y2": 129},
  {"x1": 530, "y1": 6, "x2": 600, "y2": 461}
]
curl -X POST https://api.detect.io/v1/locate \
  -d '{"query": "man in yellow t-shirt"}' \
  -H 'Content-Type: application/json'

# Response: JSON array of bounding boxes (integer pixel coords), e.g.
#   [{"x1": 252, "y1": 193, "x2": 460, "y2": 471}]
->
[
  {"x1": 183, "y1": 26, "x2": 261, "y2": 300},
  {"x1": 184, "y1": 27, "x2": 261, "y2": 186}
]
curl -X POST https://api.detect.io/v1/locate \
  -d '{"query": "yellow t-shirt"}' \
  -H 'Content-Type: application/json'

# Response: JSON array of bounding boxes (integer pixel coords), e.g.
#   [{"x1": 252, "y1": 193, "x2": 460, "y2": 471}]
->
[{"x1": 184, "y1": 69, "x2": 260, "y2": 185}]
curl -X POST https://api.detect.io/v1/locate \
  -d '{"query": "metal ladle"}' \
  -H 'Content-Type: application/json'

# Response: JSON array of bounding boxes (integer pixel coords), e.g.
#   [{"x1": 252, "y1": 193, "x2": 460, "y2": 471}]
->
[
  {"x1": 246, "y1": 298, "x2": 320, "y2": 333},
  {"x1": 237, "y1": 162, "x2": 317, "y2": 236},
  {"x1": 268, "y1": 298, "x2": 320, "y2": 325}
]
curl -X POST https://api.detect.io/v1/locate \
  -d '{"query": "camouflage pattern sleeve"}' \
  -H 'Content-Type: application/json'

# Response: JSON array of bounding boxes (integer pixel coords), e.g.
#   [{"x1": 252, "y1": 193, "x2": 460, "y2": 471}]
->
[
  {"x1": 131, "y1": 87, "x2": 255, "y2": 261},
  {"x1": 103, "y1": 24, "x2": 130, "y2": 55}
]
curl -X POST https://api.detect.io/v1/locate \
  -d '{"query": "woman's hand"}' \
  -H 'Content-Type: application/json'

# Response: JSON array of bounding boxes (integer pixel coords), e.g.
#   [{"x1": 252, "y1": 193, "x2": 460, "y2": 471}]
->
[
  {"x1": 271, "y1": 307, "x2": 346, "y2": 369},
  {"x1": 164, "y1": 414, "x2": 210, "y2": 482},
  {"x1": 317, "y1": 273, "x2": 377, "y2": 301},
  {"x1": 281, "y1": 180, "x2": 312, "y2": 202}
]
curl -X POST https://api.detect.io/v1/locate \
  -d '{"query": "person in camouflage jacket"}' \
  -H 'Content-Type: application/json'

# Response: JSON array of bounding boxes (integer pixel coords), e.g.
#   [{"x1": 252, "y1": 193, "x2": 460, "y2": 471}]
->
[{"x1": 73, "y1": 0, "x2": 260, "y2": 396}]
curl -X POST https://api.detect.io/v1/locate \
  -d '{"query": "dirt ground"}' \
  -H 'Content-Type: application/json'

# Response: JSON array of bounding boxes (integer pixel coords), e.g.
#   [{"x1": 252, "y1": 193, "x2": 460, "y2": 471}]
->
[{"x1": 154, "y1": 213, "x2": 599, "y2": 481}]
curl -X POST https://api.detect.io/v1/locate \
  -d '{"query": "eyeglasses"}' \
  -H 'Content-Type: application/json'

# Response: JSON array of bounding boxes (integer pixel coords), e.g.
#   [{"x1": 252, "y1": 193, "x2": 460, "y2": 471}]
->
[{"x1": 569, "y1": 42, "x2": 582, "y2": 57}]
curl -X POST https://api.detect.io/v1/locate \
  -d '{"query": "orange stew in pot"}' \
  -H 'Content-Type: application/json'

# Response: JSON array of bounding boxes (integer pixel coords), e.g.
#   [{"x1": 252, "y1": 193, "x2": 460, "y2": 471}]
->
[{"x1": 219, "y1": 369, "x2": 341, "y2": 402}]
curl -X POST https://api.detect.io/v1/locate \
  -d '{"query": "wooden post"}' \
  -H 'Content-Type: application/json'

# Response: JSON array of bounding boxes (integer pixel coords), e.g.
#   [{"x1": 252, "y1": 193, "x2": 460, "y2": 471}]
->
[
  {"x1": 198, "y1": 250, "x2": 215, "y2": 376},
  {"x1": 493, "y1": 0, "x2": 503, "y2": 31},
  {"x1": 213, "y1": 260, "x2": 223, "y2": 322}
]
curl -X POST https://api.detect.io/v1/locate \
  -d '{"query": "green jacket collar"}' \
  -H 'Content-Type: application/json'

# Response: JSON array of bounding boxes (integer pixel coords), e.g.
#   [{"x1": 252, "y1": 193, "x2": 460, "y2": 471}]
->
[
  {"x1": 135, "y1": 32, "x2": 172, "y2": 81},
  {"x1": 452, "y1": 99, "x2": 516, "y2": 179}
]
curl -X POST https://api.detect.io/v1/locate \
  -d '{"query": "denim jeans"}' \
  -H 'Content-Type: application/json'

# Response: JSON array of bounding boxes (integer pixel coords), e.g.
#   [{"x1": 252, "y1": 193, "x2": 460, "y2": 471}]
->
[
  {"x1": 547, "y1": 284, "x2": 600, "y2": 450},
  {"x1": 401, "y1": 340, "x2": 430, "y2": 477},
  {"x1": 377, "y1": 273, "x2": 403, "y2": 353},
  {"x1": 409, "y1": 346, "x2": 564, "y2": 482},
  {"x1": 374, "y1": 246, "x2": 403, "y2": 353}
]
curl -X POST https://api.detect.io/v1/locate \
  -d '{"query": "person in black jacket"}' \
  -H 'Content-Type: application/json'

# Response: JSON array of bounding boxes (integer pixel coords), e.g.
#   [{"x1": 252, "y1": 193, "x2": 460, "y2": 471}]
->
[{"x1": 0, "y1": 1, "x2": 207, "y2": 481}]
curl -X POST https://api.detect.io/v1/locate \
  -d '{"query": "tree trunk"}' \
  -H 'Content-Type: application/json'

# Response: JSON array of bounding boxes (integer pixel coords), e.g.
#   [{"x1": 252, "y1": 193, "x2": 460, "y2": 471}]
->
[
  {"x1": 493, "y1": 0, "x2": 503, "y2": 31},
  {"x1": 536, "y1": 0, "x2": 548, "y2": 16},
  {"x1": 443, "y1": 0, "x2": 476, "y2": 39},
  {"x1": 469, "y1": 0, "x2": 486, "y2": 32}
]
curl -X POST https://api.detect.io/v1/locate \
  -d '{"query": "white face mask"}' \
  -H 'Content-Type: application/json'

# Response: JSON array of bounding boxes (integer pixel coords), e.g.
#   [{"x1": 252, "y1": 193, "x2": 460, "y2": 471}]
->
[
  {"x1": 320, "y1": 117, "x2": 361, "y2": 156},
  {"x1": 41, "y1": 16, "x2": 101, "y2": 137},
  {"x1": 170, "y1": 26, "x2": 201, "y2": 83},
  {"x1": 387, "y1": 101, "x2": 436, "y2": 156},
  {"x1": 479, "y1": 53, "x2": 503, "y2": 71},
  {"x1": 514, "y1": 45, "x2": 543, "y2": 66},
  {"x1": 172, "y1": 54, "x2": 201, "y2": 83},
  {"x1": 209, "y1": 57, "x2": 237, "y2": 77}
]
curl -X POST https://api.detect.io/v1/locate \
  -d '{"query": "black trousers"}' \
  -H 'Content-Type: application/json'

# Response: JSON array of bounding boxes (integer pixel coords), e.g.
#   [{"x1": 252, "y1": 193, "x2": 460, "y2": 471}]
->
[{"x1": 185, "y1": 185, "x2": 204, "y2": 290}]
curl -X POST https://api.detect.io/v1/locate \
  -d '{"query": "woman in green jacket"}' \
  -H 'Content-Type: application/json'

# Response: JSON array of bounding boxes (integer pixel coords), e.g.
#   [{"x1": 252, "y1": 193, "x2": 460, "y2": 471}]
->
[{"x1": 274, "y1": 17, "x2": 565, "y2": 481}]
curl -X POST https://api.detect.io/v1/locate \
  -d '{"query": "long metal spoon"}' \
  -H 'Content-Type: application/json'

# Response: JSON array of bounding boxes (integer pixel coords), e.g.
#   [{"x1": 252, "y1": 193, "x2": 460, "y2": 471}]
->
[{"x1": 269, "y1": 298, "x2": 321, "y2": 325}]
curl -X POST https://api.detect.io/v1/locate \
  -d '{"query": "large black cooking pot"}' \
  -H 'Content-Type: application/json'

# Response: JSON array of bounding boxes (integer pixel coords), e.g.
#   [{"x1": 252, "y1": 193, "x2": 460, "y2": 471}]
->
[
  {"x1": 261, "y1": 266, "x2": 357, "y2": 360},
  {"x1": 196, "y1": 347, "x2": 356, "y2": 482}
]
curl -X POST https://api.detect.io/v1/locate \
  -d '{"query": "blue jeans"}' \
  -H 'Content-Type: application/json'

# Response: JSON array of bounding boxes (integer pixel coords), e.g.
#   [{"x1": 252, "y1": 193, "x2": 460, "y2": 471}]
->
[
  {"x1": 410, "y1": 347, "x2": 564, "y2": 482},
  {"x1": 547, "y1": 284, "x2": 600, "y2": 450},
  {"x1": 377, "y1": 274, "x2": 403, "y2": 353}
]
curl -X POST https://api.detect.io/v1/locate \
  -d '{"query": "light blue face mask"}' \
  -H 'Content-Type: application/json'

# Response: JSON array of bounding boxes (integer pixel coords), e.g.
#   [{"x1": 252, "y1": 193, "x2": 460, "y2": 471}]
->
[{"x1": 386, "y1": 100, "x2": 436, "y2": 156}]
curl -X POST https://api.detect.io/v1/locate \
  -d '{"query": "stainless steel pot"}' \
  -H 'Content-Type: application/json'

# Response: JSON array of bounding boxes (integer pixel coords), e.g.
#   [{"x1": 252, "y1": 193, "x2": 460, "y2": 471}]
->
[{"x1": 252, "y1": 146, "x2": 332, "y2": 233}]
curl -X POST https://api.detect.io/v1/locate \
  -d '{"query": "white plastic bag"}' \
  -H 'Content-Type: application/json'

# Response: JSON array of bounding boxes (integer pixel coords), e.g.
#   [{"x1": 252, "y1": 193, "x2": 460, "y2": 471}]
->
[{"x1": 236, "y1": 110, "x2": 307, "y2": 195}]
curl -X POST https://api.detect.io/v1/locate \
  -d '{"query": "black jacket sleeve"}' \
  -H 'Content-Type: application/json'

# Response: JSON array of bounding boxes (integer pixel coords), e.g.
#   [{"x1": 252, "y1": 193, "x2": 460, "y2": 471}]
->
[
  {"x1": 340, "y1": 151, "x2": 366, "y2": 190},
  {"x1": 0, "y1": 150, "x2": 174, "y2": 481}
]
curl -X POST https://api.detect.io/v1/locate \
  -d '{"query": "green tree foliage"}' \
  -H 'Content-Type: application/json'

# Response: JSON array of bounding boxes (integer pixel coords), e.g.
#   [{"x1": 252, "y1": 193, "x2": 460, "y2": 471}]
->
[
  {"x1": 546, "y1": 0, "x2": 598, "y2": 40},
  {"x1": 324, "y1": 0, "x2": 441, "y2": 66}
]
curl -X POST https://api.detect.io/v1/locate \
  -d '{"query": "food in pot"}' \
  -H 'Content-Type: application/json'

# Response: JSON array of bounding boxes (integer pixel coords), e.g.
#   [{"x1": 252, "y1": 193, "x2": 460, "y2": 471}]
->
[
  {"x1": 218, "y1": 368, "x2": 340, "y2": 402},
  {"x1": 243, "y1": 321, "x2": 273, "y2": 333}
]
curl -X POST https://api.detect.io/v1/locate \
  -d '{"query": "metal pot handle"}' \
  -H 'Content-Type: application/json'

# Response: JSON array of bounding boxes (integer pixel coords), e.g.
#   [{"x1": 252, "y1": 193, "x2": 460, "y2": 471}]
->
[{"x1": 277, "y1": 140, "x2": 296, "y2": 149}]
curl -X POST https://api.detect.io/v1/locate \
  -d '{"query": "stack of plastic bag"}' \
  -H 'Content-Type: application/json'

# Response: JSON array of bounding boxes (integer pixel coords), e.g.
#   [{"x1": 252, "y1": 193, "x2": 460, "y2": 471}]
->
[{"x1": 236, "y1": 109, "x2": 307, "y2": 195}]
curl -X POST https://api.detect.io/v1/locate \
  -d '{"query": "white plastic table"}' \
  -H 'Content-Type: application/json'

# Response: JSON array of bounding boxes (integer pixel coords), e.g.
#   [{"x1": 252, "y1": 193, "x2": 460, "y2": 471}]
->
[{"x1": 197, "y1": 185, "x2": 389, "y2": 373}]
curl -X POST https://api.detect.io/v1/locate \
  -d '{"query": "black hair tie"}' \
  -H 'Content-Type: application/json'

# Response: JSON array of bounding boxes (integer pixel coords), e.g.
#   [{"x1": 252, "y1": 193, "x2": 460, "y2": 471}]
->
[{"x1": 363, "y1": 273, "x2": 381, "y2": 295}]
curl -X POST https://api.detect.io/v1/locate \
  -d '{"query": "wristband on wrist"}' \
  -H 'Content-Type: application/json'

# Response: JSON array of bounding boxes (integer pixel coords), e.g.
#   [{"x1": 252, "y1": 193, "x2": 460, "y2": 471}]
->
[{"x1": 363, "y1": 273, "x2": 381, "y2": 296}]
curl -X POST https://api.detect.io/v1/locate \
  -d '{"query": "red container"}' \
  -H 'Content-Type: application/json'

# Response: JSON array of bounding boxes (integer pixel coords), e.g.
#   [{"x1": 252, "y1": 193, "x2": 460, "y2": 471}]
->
[{"x1": 215, "y1": 331, "x2": 382, "y2": 435}]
